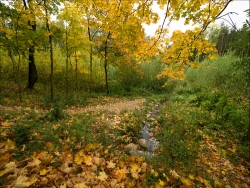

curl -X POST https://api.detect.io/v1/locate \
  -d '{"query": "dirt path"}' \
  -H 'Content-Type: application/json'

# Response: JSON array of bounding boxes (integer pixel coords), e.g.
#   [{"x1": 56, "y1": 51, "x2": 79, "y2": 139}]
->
[
  {"x1": 66, "y1": 98, "x2": 146, "y2": 114},
  {"x1": 0, "y1": 98, "x2": 146, "y2": 114}
]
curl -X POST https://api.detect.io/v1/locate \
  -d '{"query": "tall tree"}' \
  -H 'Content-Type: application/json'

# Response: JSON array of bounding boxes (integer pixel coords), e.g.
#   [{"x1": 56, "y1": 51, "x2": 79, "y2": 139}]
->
[
  {"x1": 22, "y1": 0, "x2": 38, "y2": 89},
  {"x1": 43, "y1": 0, "x2": 54, "y2": 102}
]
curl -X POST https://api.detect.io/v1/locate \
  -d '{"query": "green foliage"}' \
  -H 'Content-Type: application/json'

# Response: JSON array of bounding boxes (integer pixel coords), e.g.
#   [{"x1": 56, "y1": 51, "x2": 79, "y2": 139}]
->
[
  {"x1": 119, "y1": 110, "x2": 144, "y2": 139},
  {"x1": 13, "y1": 124, "x2": 32, "y2": 148},
  {"x1": 43, "y1": 106, "x2": 65, "y2": 121},
  {"x1": 186, "y1": 54, "x2": 247, "y2": 95}
]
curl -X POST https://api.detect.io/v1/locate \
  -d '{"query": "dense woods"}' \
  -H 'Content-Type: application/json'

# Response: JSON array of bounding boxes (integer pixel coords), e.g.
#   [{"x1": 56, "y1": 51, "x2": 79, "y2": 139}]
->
[
  {"x1": 0, "y1": 0, "x2": 249, "y2": 187},
  {"x1": 0, "y1": 0, "x2": 230, "y2": 99}
]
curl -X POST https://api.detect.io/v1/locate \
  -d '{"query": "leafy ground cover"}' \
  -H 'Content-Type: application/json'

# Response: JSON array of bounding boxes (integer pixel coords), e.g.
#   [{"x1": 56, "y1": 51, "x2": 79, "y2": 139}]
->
[{"x1": 0, "y1": 91, "x2": 249, "y2": 187}]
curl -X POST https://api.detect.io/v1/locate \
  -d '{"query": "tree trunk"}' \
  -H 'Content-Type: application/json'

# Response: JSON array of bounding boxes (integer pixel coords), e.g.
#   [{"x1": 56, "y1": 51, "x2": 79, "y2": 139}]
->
[
  {"x1": 104, "y1": 32, "x2": 111, "y2": 95},
  {"x1": 65, "y1": 24, "x2": 69, "y2": 100},
  {"x1": 89, "y1": 44, "x2": 93, "y2": 93},
  {"x1": 27, "y1": 46, "x2": 37, "y2": 89},
  {"x1": 104, "y1": 58, "x2": 109, "y2": 95},
  {"x1": 23, "y1": 0, "x2": 37, "y2": 89},
  {"x1": 75, "y1": 51, "x2": 78, "y2": 92},
  {"x1": 87, "y1": 22, "x2": 93, "y2": 93}
]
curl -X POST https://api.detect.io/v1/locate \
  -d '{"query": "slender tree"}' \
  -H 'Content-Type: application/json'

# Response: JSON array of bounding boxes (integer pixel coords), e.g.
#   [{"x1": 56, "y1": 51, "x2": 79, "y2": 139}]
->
[{"x1": 22, "y1": 0, "x2": 38, "y2": 89}]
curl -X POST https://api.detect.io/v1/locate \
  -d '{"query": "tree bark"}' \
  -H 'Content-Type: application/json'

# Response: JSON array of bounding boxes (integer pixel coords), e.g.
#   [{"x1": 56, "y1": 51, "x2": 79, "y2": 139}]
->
[
  {"x1": 87, "y1": 22, "x2": 93, "y2": 93},
  {"x1": 65, "y1": 23, "x2": 69, "y2": 100},
  {"x1": 27, "y1": 46, "x2": 37, "y2": 89},
  {"x1": 104, "y1": 32, "x2": 111, "y2": 95},
  {"x1": 23, "y1": 0, "x2": 37, "y2": 89}
]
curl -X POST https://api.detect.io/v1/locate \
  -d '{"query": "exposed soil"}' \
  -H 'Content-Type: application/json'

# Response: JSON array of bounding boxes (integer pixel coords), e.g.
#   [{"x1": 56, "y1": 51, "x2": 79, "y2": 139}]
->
[
  {"x1": 66, "y1": 98, "x2": 146, "y2": 114},
  {"x1": 0, "y1": 98, "x2": 146, "y2": 114}
]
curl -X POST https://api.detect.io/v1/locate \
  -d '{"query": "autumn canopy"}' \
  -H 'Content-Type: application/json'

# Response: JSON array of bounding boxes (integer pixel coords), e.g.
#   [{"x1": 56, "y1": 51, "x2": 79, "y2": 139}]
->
[{"x1": 0, "y1": 0, "x2": 231, "y2": 94}]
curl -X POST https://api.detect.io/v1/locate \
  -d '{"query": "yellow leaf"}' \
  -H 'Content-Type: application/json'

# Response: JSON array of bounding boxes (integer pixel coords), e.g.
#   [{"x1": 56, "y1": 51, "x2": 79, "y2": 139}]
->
[
  {"x1": 141, "y1": 162, "x2": 147, "y2": 173},
  {"x1": 97, "y1": 171, "x2": 108, "y2": 181},
  {"x1": 40, "y1": 169, "x2": 47, "y2": 176},
  {"x1": 27, "y1": 159, "x2": 41, "y2": 167},
  {"x1": 93, "y1": 156, "x2": 100, "y2": 166},
  {"x1": 85, "y1": 143, "x2": 94, "y2": 151},
  {"x1": 29, "y1": 176, "x2": 37, "y2": 186},
  {"x1": 74, "y1": 183, "x2": 88, "y2": 188},
  {"x1": 188, "y1": 174, "x2": 194, "y2": 180},
  {"x1": 107, "y1": 161, "x2": 116, "y2": 169},
  {"x1": 0, "y1": 162, "x2": 16, "y2": 177},
  {"x1": 180, "y1": 177, "x2": 192, "y2": 186},
  {"x1": 5, "y1": 139, "x2": 15, "y2": 150},
  {"x1": 137, "y1": 157, "x2": 145, "y2": 162},
  {"x1": 130, "y1": 169, "x2": 139, "y2": 179},
  {"x1": 170, "y1": 169, "x2": 180, "y2": 179},
  {"x1": 2, "y1": 122, "x2": 10, "y2": 127},
  {"x1": 60, "y1": 183, "x2": 67, "y2": 188},
  {"x1": 54, "y1": 151, "x2": 61, "y2": 156},
  {"x1": 14, "y1": 175, "x2": 30, "y2": 188},
  {"x1": 118, "y1": 161, "x2": 125, "y2": 168},
  {"x1": 74, "y1": 155, "x2": 83, "y2": 165},
  {"x1": 83, "y1": 155, "x2": 92, "y2": 166},
  {"x1": 204, "y1": 179, "x2": 212, "y2": 188},
  {"x1": 115, "y1": 169, "x2": 127, "y2": 182},
  {"x1": 155, "y1": 180, "x2": 165, "y2": 188},
  {"x1": 129, "y1": 163, "x2": 140, "y2": 172}
]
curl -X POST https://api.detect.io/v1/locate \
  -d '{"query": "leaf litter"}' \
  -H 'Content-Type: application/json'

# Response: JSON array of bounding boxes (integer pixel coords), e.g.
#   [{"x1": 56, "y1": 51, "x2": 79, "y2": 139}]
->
[{"x1": 0, "y1": 97, "x2": 249, "y2": 187}]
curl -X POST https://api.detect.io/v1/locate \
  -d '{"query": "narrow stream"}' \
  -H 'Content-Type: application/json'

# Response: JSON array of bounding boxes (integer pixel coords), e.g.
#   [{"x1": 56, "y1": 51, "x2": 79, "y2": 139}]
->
[{"x1": 126, "y1": 100, "x2": 168, "y2": 158}]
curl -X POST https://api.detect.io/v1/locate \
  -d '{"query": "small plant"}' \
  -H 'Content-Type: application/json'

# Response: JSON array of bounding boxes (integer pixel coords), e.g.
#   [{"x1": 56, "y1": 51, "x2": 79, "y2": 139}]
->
[
  {"x1": 42, "y1": 100, "x2": 66, "y2": 121},
  {"x1": 13, "y1": 124, "x2": 32, "y2": 148}
]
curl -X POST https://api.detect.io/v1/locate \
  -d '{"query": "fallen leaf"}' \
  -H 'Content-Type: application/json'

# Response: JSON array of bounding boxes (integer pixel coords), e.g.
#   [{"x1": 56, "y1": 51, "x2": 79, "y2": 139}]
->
[
  {"x1": 188, "y1": 174, "x2": 194, "y2": 180},
  {"x1": 27, "y1": 159, "x2": 41, "y2": 168},
  {"x1": 155, "y1": 180, "x2": 165, "y2": 188},
  {"x1": 54, "y1": 151, "x2": 61, "y2": 156},
  {"x1": 74, "y1": 155, "x2": 83, "y2": 165},
  {"x1": 85, "y1": 143, "x2": 94, "y2": 151},
  {"x1": 60, "y1": 183, "x2": 67, "y2": 188},
  {"x1": 141, "y1": 162, "x2": 147, "y2": 173},
  {"x1": 98, "y1": 171, "x2": 108, "y2": 181},
  {"x1": 74, "y1": 183, "x2": 88, "y2": 188},
  {"x1": 180, "y1": 177, "x2": 192, "y2": 186},
  {"x1": 14, "y1": 175, "x2": 30, "y2": 188},
  {"x1": 130, "y1": 163, "x2": 140, "y2": 172},
  {"x1": 204, "y1": 179, "x2": 212, "y2": 188},
  {"x1": 170, "y1": 169, "x2": 180, "y2": 179},
  {"x1": 130, "y1": 169, "x2": 139, "y2": 179},
  {"x1": 83, "y1": 155, "x2": 92, "y2": 166},
  {"x1": 115, "y1": 169, "x2": 127, "y2": 182},
  {"x1": 107, "y1": 161, "x2": 116, "y2": 169},
  {"x1": 0, "y1": 162, "x2": 16, "y2": 177},
  {"x1": 5, "y1": 139, "x2": 15, "y2": 150},
  {"x1": 40, "y1": 169, "x2": 47, "y2": 176},
  {"x1": 93, "y1": 156, "x2": 100, "y2": 166},
  {"x1": 2, "y1": 122, "x2": 10, "y2": 127}
]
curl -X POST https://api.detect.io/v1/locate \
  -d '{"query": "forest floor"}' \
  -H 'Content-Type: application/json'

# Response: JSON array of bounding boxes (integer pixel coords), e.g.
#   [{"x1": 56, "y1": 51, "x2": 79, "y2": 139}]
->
[
  {"x1": 0, "y1": 98, "x2": 145, "y2": 114},
  {"x1": 66, "y1": 98, "x2": 146, "y2": 114},
  {"x1": 0, "y1": 96, "x2": 249, "y2": 187}
]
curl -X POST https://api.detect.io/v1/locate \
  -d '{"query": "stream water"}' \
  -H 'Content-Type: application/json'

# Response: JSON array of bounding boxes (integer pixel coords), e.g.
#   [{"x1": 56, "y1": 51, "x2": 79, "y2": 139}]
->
[{"x1": 136, "y1": 101, "x2": 168, "y2": 157}]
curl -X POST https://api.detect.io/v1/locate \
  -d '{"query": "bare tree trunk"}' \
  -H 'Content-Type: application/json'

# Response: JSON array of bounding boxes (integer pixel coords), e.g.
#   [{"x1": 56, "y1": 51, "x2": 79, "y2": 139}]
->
[
  {"x1": 65, "y1": 23, "x2": 69, "y2": 100},
  {"x1": 89, "y1": 44, "x2": 93, "y2": 93},
  {"x1": 104, "y1": 32, "x2": 111, "y2": 95},
  {"x1": 87, "y1": 23, "x2": 93, "y2": 93},
  {"x1": 27, "y1": 46, "x2": 37, "y2": 89},
  {"x1": 75, "y1": 51, "x2": 78, "y2": 93}
]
